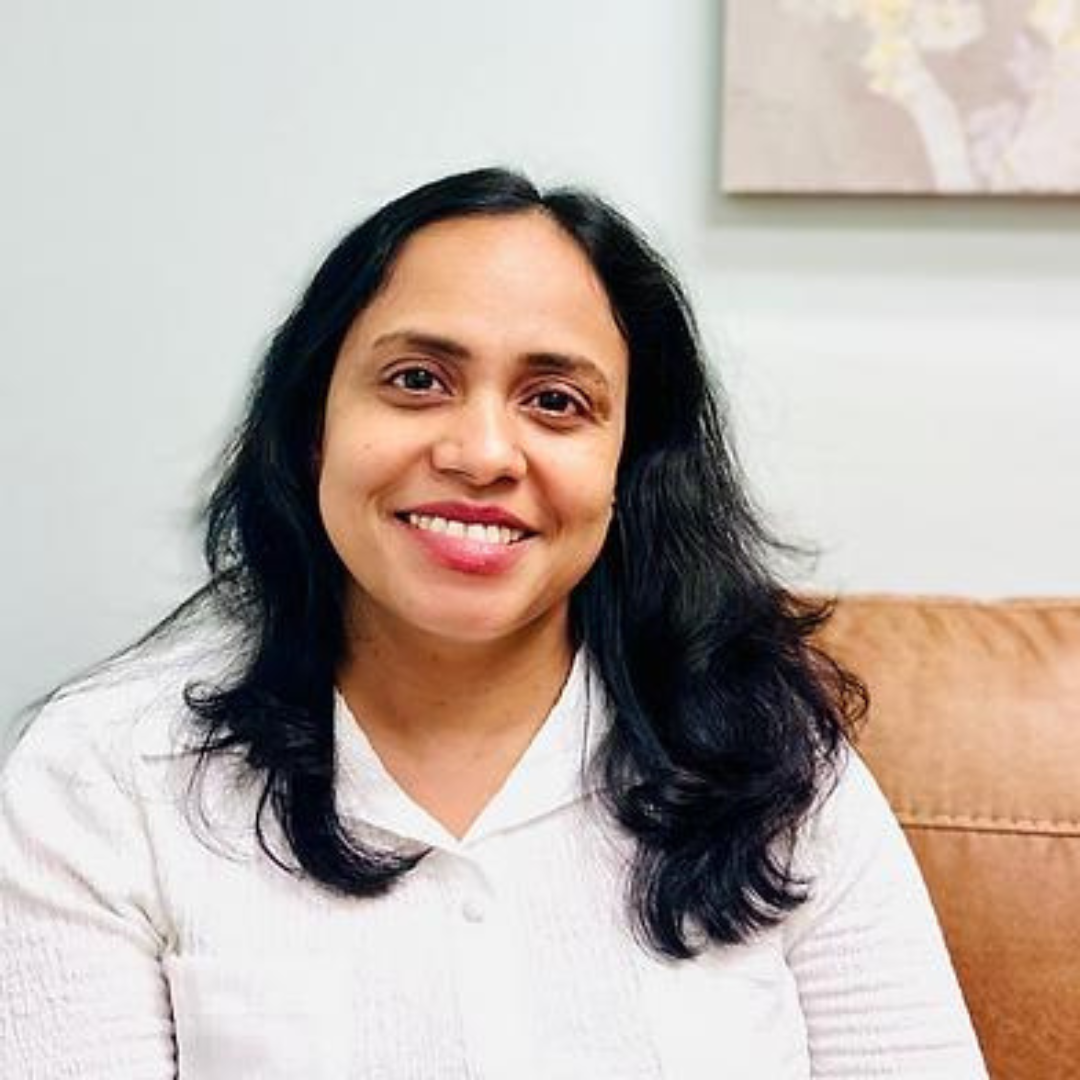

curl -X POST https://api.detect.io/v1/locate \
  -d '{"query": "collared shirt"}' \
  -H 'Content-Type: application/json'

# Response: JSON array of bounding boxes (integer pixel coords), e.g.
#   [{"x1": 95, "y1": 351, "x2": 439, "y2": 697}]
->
[{"x1": 0, "y1": 647, "x2": 987, "y2": 1079}]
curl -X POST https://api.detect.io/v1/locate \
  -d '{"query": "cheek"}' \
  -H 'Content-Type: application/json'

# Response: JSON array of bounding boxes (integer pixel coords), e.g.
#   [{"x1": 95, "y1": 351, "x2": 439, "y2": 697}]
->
[
  {"x1": 316, "y1": 432, "x2": 388, "y2": 534},
  {"x1": 319, "y1": 411, "x2": 398, "y2": 494},
  {"x1": 317, "y1": 443, "x2": 356, "y2": 516},
  {"x1": 553, "y1": 453, "x2": 620, "y2": 542}
]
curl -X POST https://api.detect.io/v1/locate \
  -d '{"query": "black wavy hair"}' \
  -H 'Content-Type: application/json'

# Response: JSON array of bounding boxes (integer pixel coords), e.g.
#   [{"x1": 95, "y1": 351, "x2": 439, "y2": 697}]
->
[{"x1": 158, "y1": 167, "x2": 863, "y2": 958}]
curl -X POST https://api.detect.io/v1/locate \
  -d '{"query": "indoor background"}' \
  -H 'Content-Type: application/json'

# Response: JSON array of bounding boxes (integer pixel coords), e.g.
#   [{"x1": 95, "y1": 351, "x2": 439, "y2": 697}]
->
[{"x1": 3, "y1": 0, "x2": 1078, "y2": 727}]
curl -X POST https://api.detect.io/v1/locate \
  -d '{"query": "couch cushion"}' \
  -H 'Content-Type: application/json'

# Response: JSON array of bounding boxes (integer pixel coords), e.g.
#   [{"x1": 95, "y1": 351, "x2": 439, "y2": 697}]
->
[{"x1": 820, "y1": 596, "x2": 1080, "y2": 1080}]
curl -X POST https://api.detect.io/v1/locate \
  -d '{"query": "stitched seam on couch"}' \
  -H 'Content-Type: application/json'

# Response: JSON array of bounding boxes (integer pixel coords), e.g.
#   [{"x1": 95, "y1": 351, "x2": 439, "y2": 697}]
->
[{"x1": 899, "y1": 811, "x2": 1080, "y2": 838}]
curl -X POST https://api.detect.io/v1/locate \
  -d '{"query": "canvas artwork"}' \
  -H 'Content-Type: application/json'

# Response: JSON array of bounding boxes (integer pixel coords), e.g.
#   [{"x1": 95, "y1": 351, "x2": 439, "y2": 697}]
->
[{"x1": 722, "y1": 0, "x2": 1080, "y2": 194}]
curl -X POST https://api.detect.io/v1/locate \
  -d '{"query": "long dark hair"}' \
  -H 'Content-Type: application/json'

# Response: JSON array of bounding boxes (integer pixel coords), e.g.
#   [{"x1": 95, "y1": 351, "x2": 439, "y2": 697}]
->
[{"x1": 126, "y1": 168, "x2": 865, "y2": 958}]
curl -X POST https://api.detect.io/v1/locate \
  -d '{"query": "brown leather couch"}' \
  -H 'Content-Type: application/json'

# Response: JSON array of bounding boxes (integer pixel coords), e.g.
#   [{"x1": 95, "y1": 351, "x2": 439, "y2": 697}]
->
[{"x1": 820, "y1": 596, "x2": 1080, "y2": 1080}]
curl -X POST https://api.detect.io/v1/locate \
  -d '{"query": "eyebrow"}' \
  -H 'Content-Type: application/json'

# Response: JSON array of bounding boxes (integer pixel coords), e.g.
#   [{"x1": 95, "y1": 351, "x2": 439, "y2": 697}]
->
[{"x1": 370, "y1": 329, "x2": 615, "y2": 396}]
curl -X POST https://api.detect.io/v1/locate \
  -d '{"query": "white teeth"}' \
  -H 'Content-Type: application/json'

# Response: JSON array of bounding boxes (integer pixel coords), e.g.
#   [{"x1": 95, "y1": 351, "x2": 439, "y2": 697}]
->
[{"x1": 405, "y1": 513, "x2": 525, "y2": 546}]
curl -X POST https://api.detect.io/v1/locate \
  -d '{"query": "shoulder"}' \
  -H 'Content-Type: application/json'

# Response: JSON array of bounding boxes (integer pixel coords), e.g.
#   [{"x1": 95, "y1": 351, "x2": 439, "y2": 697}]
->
[
  {"x1": 796, "y1": 741, "x2": 907, "y2": 872},
  {"x1": 783, "y1": 740, "x2": 930, "y2": 944},
  {"x1": 2, "y1": 628, "x2": 238, "y2": 797},
  {"x1": 803, "y1": 739, "x2": 896, "y2": 836},
  {"x1": 779, "y1": 740, "x2": 916, "y2": 925}
]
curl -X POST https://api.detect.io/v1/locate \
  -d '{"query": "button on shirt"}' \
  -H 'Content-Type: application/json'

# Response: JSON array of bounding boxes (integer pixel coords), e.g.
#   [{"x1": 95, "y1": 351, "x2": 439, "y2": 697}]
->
[{"x1": 0, "y1": 648, "x2": 988, "y2": 1079}]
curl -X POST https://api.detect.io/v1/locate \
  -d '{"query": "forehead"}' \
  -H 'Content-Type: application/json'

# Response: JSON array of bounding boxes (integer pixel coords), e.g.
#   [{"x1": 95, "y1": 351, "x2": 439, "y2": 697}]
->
[{"x1": 348, "y1": 212, "x2": 627, "y2": 378}]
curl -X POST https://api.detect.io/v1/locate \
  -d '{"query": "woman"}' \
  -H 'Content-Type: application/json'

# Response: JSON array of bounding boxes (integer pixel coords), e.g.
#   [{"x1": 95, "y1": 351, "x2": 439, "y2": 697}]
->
[{"x1": 0, "y1": 168, "x2": 986, "y2": 1078}]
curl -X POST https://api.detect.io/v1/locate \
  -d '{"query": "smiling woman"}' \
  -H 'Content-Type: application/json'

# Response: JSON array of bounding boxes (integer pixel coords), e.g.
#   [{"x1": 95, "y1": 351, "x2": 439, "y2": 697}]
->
[
  {"x1": 319, "y1": 213, "x2": 627, "y2": 660},
  {"x1": 0, "y1": 169, "x2": 988, "y2": 1078}
]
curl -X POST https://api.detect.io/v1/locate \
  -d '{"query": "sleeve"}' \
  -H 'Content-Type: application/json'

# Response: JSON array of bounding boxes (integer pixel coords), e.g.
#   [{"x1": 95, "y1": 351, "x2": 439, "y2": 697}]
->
[
  {"x1": 0, "y1": 700, "x2": 177, "y2": 1079},
  {"x1": 781, "y1": 745, "x2": 989, "y2": 1080}
]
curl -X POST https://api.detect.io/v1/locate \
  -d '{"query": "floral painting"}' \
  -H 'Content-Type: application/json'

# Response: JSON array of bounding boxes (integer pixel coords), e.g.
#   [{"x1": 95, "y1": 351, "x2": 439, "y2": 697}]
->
[{"x1": 722, "y1": 0, "x2": 1080, "y2": 193}]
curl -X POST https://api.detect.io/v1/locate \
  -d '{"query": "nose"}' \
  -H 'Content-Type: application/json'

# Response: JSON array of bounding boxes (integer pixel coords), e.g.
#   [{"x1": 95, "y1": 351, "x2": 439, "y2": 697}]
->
[{"x1": 430, "y1": 394, "x2": 527, "y2": 486}]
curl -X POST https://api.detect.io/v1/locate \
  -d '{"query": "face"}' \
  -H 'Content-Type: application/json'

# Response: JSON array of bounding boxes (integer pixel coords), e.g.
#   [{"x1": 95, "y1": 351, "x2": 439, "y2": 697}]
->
[{"x1": 317, "y1": 211, "x2": 629, "y2": 651}]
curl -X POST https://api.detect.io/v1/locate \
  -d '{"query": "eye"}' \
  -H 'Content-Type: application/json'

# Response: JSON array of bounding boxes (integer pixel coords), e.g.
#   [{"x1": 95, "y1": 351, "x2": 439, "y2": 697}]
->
[
  {"x1": 388, "y1": 366, "x2": 446, "y2": 394},
  {"x1": 526, "y1": 387, "x2": 588, "y2": 418}
]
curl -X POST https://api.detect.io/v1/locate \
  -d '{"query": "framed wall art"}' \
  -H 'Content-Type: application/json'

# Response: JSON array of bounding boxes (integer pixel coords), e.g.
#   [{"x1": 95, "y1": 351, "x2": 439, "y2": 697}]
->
[{"x1": 722, "y1": 0, "x2": 1080, "y2": 194}]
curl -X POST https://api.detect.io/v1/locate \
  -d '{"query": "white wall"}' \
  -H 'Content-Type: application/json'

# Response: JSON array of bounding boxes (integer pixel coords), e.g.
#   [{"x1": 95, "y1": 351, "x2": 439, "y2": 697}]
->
[{"x1": 3, "y1": 0, "x2": 1078, "y2": 724}]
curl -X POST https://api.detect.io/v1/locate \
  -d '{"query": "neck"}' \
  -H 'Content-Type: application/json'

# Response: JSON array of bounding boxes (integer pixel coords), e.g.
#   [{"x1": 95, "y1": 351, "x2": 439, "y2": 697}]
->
[{"x1": 337, "y1": 609, "x2": 576, "y2": 754}]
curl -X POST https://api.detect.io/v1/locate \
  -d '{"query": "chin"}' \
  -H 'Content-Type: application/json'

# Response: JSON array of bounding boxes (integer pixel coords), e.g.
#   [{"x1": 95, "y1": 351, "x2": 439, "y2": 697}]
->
[
  {"x1": 347, "y1": 579, "x2": 569, "y2": 648},
  {"x1": 399, "y1": 594, "x2": 563, "y2": 647},
  {"x1": 412, "y1": 611, "x2": 533, "y2": 646}
]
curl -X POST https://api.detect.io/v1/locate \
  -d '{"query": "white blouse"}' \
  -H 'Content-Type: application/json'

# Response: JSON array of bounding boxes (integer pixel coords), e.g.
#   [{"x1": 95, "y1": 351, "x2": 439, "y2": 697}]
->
[{"x1": 0, "y1": 648, "x2": 987, "y2": 1079}]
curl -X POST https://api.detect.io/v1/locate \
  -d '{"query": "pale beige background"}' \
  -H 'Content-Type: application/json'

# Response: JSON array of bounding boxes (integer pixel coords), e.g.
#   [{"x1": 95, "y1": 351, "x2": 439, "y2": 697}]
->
[{"x1": 3, "y1": 0, "x2": 1079, "y2": 731}]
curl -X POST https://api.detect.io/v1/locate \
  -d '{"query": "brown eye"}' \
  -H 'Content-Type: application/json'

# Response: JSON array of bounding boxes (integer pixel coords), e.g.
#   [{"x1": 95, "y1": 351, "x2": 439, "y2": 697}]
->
[
  {"x1": 528, "y1": 388, "x2": 586, "y2": 417},
  {"x1": 390, "y1": 367, "x2": 443, "y2": 393}
]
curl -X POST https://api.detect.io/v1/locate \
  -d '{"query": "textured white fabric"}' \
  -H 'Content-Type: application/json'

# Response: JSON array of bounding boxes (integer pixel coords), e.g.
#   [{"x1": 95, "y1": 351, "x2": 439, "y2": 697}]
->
[{"x1": 1, "y1": 647, "x2": 988, "y2": 1079}]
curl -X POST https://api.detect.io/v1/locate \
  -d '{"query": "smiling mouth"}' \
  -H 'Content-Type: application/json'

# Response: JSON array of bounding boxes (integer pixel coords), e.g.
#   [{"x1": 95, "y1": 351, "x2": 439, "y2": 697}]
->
[{"x1": 397, "y1": 512, "x2": 530, "y2": 547}]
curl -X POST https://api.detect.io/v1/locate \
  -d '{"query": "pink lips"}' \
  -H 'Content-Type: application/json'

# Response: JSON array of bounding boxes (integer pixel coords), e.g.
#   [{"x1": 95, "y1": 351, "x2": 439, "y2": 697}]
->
[{"x1": 397, "y1": 502, "x2": 535, "y2": 577}]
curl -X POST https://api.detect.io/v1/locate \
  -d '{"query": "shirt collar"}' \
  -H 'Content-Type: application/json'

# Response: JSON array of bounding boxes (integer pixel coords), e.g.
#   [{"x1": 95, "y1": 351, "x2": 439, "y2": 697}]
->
[{"x1": 332, "y1": 650, "x2": 609, "y2": 852}]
